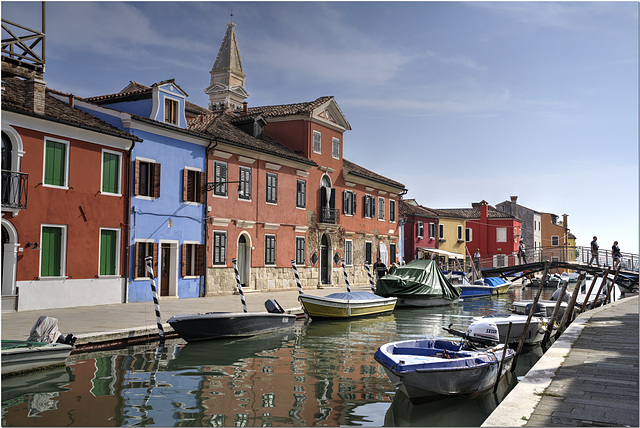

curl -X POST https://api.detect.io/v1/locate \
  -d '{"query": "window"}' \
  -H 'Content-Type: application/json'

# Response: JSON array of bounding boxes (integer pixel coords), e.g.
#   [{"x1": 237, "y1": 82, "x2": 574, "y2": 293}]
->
[
  {"x1": 266, "y1": 172, "x2": 277, "y2": 204},
  {"x1": 40, "y1": 225, "x2": 66, "y2": 277},
  {"x1": 296, "y1": 180, "x2": 306, "y2": 208},
  {"x1": 365, "y1": 241, "x2": 372, "y2": 265},
  {"x1": 44, "y1": 139, "x2": 68, "y2": 187},
  {"x1": 135, "y1": 159, "x2": 160, "y2": 197},
  {"x1": 213, "y1": 232, "x2": 227, "y2": 265},
  {"x1": 313, "y1": 131, "x2": 321, "y2": 154},
  {"x1": 164, "y1": 98, "x2": 178, "y2": 125},
  {"x1": 265, "y1": 235, "x2": 276, "y2": 265},
  {"x1": 551, "y1": 235, "x2": 559, "y2": 246},
  {"x1": 389, "y1": 200, "x2": 396, "y2": 222},
  {"x1": 343, "y1": 190, "x2": 356, "y2": 215},
  {"x1": 182, "y1": 243, "x2": 205, "y2": 277},
  {"x1": 417, "y1": 221, "x2": 424, "y2": 238},
  {"x1": 428, "y1": 223, "x2": 435, "y2": 239},
  {"x1": 135, "y1": 241, "x2": 157, "y2": 278},
  {"x1": 102, "y1": 151, "x2": 121, "y2": 195},
  {"x1": 439, "y1": 224, "x2": 445, "y2": 240},
  {"x1": 496, "y1": 227, "x2": 507, "y2": 243},
  {"x1": 239, "y1": 166, "x2": 251, "y2": 200},
  {"x1": 99, "y1": 228, "x2": 119, "y2": 276},
  {"x1": 457, "y1": 225, "x2": 464, "y2": 241},
  {"x1": 364, "y1": 195, "x2": 375, "y2": 218},
  {"x1": 296, "y1": 237, "x2": 305, "y2": 265},
  {"x1": 213, "y1": 161, "x2": 227, "y2": 197},
  {"x1": 183, "y1": 168, "x2": 204, "y2": 203},
  {"x1": 389, "y1": 243, "x2": 396, "y2": 264},
  {"x1": 332, "y1": 137, "x2": 339, "y2": 159},
  {"x1": 466, "y1": 228, "x2": 473, "y2": 242},
  {"x1": 345, "y1": 240, "x2": 353, "y2": 266},
  {"x1": 378, "y1": 197, "x2": 385, "y2": 220}
]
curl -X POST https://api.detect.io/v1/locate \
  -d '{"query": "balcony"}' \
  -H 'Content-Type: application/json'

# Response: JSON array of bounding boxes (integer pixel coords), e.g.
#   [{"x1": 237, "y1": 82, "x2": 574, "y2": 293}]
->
[
  {"x1": 1, "y1": 170, "x2": 28, "y2": 210},
  {"x1": 319, "y1": 207, "x2": 340, "y2": 225}
]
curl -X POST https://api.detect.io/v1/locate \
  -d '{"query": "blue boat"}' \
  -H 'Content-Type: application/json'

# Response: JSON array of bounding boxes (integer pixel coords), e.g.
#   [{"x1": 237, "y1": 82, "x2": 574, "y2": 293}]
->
[{"x1": 447, "y1": 272, "x2": 512, "y2": 298}]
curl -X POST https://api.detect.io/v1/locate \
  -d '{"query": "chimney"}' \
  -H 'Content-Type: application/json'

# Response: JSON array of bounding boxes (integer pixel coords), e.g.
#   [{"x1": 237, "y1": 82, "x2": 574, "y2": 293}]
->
[
  {"x1": 242, "y1": 101, "x2": 248, "y2": 116},
  {"x1": 68, "y1": 94, "x2": 75, "y2": 108},
  {"x1": 25, "y1": 77, "x2": 46, "y2": 115},
  {"x1": 510, "y1": 195, "x2": 518, "y2": 216},
  {"x1": 562, "y1": 214, "x2": 568, "y2": 230}
]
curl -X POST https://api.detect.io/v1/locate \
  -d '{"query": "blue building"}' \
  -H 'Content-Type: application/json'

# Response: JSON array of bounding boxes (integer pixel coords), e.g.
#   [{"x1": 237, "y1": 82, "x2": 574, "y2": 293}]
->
[{"x1": 55, "y1": 80, "x2": 211, "y2": 301}]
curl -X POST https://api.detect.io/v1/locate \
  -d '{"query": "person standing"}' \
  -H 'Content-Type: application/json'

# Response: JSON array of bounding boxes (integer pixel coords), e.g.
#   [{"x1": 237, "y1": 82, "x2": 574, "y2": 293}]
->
[
  {"x1": 588, "y1": 236, "x2": 599, "y2": 267},
  {"x1": 473, "y1": 249, "x2": 481, "y2": 271},
  {"x1": 518, "y1": 240, "x2": 527, "y2": 264},
  {"x1": 373, "y1": 258, "x2": 387, "y2": 281},
  {"x1": 612, "y1": 241, "x2": 621, "y2": 269}
]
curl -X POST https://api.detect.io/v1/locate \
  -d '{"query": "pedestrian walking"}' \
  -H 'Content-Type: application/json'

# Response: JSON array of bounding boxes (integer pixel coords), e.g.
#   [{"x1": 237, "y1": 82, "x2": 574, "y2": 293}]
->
[
  {"x1": 373, "y1": 258, "x2": 387, "y2": 281},
  {"x1": 518, "y1": 240, "x2": 527, "y2": 264},
  {"x1": 473, "y1": 249, "x2": 481, "y2": 271},
  {"x1": 588, "y1": 236, "x2": 599, "y2": 267},
  {"x1": 388, "y1": 261, "x2": 398, "y2": 275},
  {"x1": 612, "y1": 241, "x2": 621, "y2": 269}
]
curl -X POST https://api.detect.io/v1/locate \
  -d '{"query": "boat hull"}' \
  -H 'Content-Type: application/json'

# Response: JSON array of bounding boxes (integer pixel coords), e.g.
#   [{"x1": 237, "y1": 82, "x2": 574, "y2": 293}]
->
[
  {"x1": 459, "y1": 283, "x2": 511, "y2": 298},
  {"x1": 474, "y1": 315, "x2": 546, "y2": 344},
  {"x1": 298, "y1": 293, "x2": 397, "y2": 318},
  {"x1": 1, "y1": 341, "x2": 73, "y2": 375},
  {"x1": 395, "y1": 297, "x2": 459, "y2": 307},
  {"x1": 375, "y1": 339, "x2": 515, "y2": 400},
  {"x1": 168, "y1": 312, "x2": 296, "y2": 342}
]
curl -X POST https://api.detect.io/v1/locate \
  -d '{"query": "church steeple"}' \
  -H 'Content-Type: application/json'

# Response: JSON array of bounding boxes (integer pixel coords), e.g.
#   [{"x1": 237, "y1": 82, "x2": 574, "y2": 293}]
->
[{"x1": 205, "y1": 17, "x2": 250, "y2": 111}]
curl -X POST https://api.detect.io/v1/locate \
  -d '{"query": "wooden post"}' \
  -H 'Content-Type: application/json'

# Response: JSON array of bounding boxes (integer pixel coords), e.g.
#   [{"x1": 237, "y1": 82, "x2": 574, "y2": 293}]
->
[
  {"x1": 494, "y1": 322, "x2": 512, "y2": 393},
  {"x1": 511, "y1": 261, "x2": 549, "y2": 372},
  {"x1": 341, "y1": 259, "x2": 351, "y2": 293},
  {"x1": 544, "y1": 279, "x2": 570, "y2": 344},
  {"x1": 579, "y1": 274, "x2": 600, "y2": 313},
  {"x1": 592, "y1": 267, "x2": 612, "y2": 310},
  {"x1": 604, "y1": 265, "x2": 621, "y2": 304},
  {"x1": 555, "y1": 273, "x2": 586, "y2": 339}
]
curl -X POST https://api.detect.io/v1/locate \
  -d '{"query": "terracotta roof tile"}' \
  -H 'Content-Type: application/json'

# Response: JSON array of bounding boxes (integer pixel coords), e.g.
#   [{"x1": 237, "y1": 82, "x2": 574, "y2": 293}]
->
[
  {"x1": 240, "y1": 96, "x2": 334, "y2": 119},
  {"x1": 399, "y1": 199, "x2": 438, "y2": 217},
  {"x1": 342, "y1": 159, "x2": 405, "y2": 190}
]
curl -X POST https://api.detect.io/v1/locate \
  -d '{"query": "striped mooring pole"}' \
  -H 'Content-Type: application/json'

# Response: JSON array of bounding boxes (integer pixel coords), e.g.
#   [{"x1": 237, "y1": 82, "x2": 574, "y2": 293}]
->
[
  {"x1": 364, "y1": 263, "x2": 375, "y2": 292},
  {"x1": 341, "y1": 259, "x2": 352, "y2": 293},
  {"x1": 231, "y1": 258, "x2": 248, "y2": 313},
  {"x1": 145, "y1": 256, "x2": 165, "y2": 339},
  {"x1": 291, "y1": 260, "x2": 304, "y2": 295}
]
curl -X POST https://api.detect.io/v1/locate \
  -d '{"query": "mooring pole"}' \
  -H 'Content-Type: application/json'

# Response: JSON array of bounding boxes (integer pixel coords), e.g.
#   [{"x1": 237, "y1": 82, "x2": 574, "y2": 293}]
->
[
  {"x1": 494, "y1": 321, "x2": 512, "y2": 393},
  {"x1": 555, "y1": 273, "x2": 586, "y2": 339},
  {"x1": 579, "y1": 274, "x2": 600, "y2": 313},
  {"x1": 341, "y1": 259, "x2": 352, "y2": 293},
  {"x1": 291, "y1": 260, "x2": 304, "y2": 295},
  {"x1": 604, "y1": 265, "x2": 621, "y2": 304},
  {"x1": 592, "y1": 267, "x2": 612, "y2": 310},
  {"x1": 544, "y1": 278, "x2": 570, "y2": 345},
  {"x1": 512, "y1": 261, "x2": 549, "y2": 372},
  {"x1": 145, "y1": 256, "x2": 165, "y2": 340},
  {"x1": 231, "y1": 258, "x2": 247, "y2": 313},
  {"x1": 364, "y1": 263, "x2": 376, "y2": 292}
]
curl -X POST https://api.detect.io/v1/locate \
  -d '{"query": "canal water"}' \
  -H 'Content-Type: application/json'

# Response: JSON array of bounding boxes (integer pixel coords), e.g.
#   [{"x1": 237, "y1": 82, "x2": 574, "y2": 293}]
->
[{"x1": 2, "y1": 287, "x2": 557, "y2": 427}]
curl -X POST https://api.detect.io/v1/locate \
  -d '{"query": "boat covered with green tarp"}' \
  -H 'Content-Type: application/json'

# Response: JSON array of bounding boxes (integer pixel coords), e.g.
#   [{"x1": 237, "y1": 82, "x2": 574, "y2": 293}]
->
[{"x1": 375, "y1": 259, "x2": 461, "y2": 307}]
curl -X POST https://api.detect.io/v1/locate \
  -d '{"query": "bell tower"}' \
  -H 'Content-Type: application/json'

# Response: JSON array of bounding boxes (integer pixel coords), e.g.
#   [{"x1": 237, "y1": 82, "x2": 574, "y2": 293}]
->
[{"x1": 205, "y1": 17, "x2": 250, "y2": 111}]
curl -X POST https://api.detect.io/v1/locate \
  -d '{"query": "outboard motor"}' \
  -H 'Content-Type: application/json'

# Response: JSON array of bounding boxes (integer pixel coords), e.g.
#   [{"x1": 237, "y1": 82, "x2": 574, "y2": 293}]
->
[
  {"x1": 465, "y1": 320, "x2": 500, "y2": 347},
  {"x1": 551, "y1": 288, "x2": 570, "y2": 303},
  {"x1": 265, "y1": 299, "x2": 285, "y2": 314},
  {"x1": 525, "y1": 302, "x2": 546, "y2": 316},
  {"x1": 27, "y1": 316, "x2": 77, "y2": 345}
]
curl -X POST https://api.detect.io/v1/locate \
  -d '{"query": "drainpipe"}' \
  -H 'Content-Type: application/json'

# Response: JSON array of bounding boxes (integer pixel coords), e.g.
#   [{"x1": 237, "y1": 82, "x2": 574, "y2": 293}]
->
[
  {"x1": 203, "y1": 138, "x2": 218, "y2": 297},
  {"x1": 123, "y1": 139, "x2": 136, "y2": 303}
]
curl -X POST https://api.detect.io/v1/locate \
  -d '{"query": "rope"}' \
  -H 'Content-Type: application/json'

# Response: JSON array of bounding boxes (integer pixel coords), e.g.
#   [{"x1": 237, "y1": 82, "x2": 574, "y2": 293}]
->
[
  {"x1": 231, "y1": 258, "x2": 247, "y2": 313},
  {"x1": 145, "y1": 256, "x2": 165, "y2": 339}
]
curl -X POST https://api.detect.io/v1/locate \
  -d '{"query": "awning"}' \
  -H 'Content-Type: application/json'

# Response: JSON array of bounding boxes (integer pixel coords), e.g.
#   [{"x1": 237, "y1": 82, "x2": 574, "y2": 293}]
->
[{"x1": 417, "y1": 247, "x2": 465, "y2": 260}]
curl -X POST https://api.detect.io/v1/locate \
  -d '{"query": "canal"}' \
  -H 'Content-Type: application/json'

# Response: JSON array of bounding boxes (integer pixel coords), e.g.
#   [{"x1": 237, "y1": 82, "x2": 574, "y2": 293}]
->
[{"x1": 2, "y1": 287, "x2": 555, "y2": 427}]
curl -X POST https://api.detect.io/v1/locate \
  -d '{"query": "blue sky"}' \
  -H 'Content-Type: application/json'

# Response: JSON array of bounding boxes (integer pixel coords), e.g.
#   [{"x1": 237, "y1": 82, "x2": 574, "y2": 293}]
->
[{"x1": 3, "y1": 1, "x2": 638, "y2": 253}]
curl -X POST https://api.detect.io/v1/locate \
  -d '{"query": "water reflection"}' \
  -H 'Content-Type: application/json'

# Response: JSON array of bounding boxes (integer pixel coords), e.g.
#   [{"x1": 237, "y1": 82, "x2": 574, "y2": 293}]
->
[{"x1": 2, "y1": 287, "x2": 551, "y2": 427}]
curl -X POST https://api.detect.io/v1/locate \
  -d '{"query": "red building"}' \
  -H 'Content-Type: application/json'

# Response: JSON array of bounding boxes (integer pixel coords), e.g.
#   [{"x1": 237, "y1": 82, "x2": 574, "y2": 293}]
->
[{"x1": 399, "y1": 199, "x2": 439, "y2": 262}]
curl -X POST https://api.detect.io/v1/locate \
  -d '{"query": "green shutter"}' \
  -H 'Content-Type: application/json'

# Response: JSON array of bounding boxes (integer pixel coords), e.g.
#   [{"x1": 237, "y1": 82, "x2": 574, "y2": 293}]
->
[
  {"x1": 102, "y1": 152, "x2": 119, "y2": 194},
  {"x1": 44, "y1": 141, "x2": 66, "y2": 186},
  {"x1": 41, "y1": 227, "x2": 62, "y2": 277},
  {"x1": 100, "y1": 230, "x2": 117, "y2": 275}
]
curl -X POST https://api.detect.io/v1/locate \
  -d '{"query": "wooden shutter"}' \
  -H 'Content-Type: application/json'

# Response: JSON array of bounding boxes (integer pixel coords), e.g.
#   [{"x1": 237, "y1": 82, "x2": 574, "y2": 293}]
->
[
  {"x1": 152, "y1": 243, "x2": 159, "y2": 272},
  {"x1": 152, "y1": 163, "x2": 161, "y2": 198},
  {"x1": 198, "y1": 171, "x2": 206, "y2": 203},
  {"x1": 195, "y1": 244, "x2": 205, "y2": 275},
  {"x1": 182, "y1": 169, "x2": 189, "y2": 202},
  {"x1": 134, "y1": 159, "x2": 140, "y2": 195},
  {"x1": 181, "y1": 243, "x2": 187, "y2": 277}
]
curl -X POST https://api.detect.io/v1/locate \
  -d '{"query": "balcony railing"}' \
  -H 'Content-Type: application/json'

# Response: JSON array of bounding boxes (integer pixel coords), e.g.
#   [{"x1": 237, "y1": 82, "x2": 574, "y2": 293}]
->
[
  {"x1": 1, "y1": 170, "x2": 28, "y2": 209},
  {"x1": 319, "y1": 207, "x2": 340, "y2": 225}
]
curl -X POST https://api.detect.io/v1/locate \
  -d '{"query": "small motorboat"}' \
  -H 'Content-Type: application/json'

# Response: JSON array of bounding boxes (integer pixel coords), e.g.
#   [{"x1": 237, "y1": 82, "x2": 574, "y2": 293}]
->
[
  {"x1": 2, "y1": 316, "x2": 76, "y2": 376},
  {"x1": 168, "y1": 299, "x2": 297, "y2": 342},
  {"x1": 473, "y1": 314, "x2": 547, "y2": 345},
  {"x1": 374, "y1": 320, "x2": 515, "y2": 400},
  {"x1": 298, "y1": 291, "x2": 397, "y2": 319},
  {"x1": 376, "y1": 260, "x2": 460, "y2": 307},
  {"x1": 449, "y1": 273, "x2": 512, "y2": 299}
]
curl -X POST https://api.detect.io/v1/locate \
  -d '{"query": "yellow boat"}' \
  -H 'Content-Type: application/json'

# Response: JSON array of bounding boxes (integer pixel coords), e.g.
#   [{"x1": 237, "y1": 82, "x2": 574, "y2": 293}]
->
[{"x1": 298, "y1": 291, "x2": 397, "y2": 319}]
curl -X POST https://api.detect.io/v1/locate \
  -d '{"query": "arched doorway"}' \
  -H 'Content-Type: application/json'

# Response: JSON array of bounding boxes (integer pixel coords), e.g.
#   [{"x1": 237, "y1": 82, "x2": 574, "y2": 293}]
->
[
  {"x1": 320, "y1": 233, "x2": 331, "y2": 285},
  {"x1": 237, "y1": 233, "x2": 251, "y2": 288},
  {"x1": 319, "y1": 175, "x2": 335, "y2": 224},
  {"x1": 1, "y1": 220, "x2": 19, "y2": 298}
]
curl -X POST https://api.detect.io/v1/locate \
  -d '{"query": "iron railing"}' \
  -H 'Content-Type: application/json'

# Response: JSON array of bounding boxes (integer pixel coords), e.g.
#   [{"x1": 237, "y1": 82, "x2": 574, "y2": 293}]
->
[
  {"x1": 1, "y1": 170, "x2": 28, "y2": 209},
  {"x1": 319, "y1": 207, "x2": 340, "y2": 225}
]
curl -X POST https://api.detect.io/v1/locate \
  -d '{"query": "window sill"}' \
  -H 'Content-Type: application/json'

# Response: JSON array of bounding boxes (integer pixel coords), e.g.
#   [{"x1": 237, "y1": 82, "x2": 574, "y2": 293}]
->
[
  {"x1": 98, "y1": 275, "x2": 121, "y2": 279},
  {"x1": 100, "y1": 192, "x2": 123, "y2": 197},
  {"x1": 182, "y1": 275, "x2": 200, "y2": 279},
  {"x1": 37, "y1": 276, "x2": 69, "y2": 280}
]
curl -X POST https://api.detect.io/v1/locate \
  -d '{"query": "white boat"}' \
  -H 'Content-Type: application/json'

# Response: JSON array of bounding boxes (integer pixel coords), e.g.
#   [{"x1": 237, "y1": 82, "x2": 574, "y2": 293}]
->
[
  {"x1": 2, "y1": 341, "x2": 73, "y2": 375},
  {"x1": 473, "y1": 314, "x2": 547, "y2": 345},
  {"x1": 298, "y1": 291, "x2": 397, "y2": 319},
  {"x1": 374, "y1": 320, "x2": 515, "y2": 400}
]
